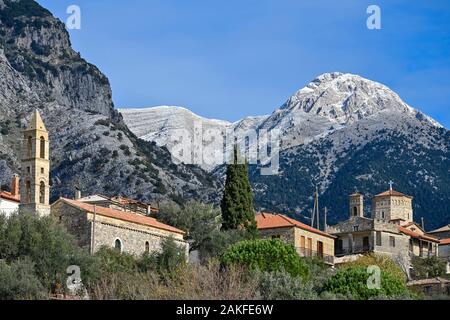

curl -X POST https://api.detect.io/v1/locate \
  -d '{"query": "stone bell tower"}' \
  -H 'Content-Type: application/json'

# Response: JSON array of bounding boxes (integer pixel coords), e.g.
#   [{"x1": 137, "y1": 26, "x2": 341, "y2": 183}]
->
[
  {"x1": 349, "y1": 192, "x2": 364, "y2": 218},
  {"x1": 19, "y1": 110, "x2": 51, "y2": 216}
]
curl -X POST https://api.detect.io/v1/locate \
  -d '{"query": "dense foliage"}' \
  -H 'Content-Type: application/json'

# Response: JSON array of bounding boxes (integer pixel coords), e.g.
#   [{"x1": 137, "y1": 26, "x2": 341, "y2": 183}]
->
[
  {"x1": 321, "y1": 266, "x2": 411, "y2": 300},
  {"x1": 221, "y1": 146, "x2": 257, "y2": 236},
  {"x1": 158, "y1": 201, "x2": 221, "y2": 252},
  {"x1": 221, "y1": 239, "x2": 309, "y2": 280},
  {"x1": 411, "y1": 256, "x2": 447, "y2": 279},
  {"x1": 0, "y1": 213, "x2": 98, "y2": 294}
]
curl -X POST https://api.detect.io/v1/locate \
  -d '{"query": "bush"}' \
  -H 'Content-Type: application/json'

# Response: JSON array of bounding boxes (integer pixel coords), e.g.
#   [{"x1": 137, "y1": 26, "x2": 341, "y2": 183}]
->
[
  {"x1": 0, "y1": 258, "x2": 47, "y2": 300},
  {"x1": 411, "y1": 256, "x2": 447, "y2": 279},
  {"x1": 0, "y1": 213, "x2": 99, "y2": 294},
  {"x1": 198, "y1": 229, "x2": 251, "y2": 261},
  {"x1": 259, "y1": 270, "x2": 317, "y2": 300},
  {"x1": 321, "y1": 266, "x2": 410, "y2": 300},
  {"x1": 221, "y1": 239, "x2": 309, "y2": 279}
]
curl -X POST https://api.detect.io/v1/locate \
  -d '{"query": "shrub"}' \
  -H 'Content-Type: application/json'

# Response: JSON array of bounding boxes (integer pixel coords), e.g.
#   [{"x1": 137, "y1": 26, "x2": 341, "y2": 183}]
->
[
  {"x1": 0, "y1": 258, "x2": 47, "y2": 300},
  {"x1": 259, "y1": 270, "x2": 317, "y2": 300},
  {"x1": 321, "y1": 266, "x2": 410, "y2": 300},
  {"x1": 411, "y1": 256, "x2": 447, "y2": 279},
  {"x1": 221, "y1": 239, "x2": 309, "y2": 279},
  {"x1": 0, "y1": 213, "x2": 98, "y2": 294},
  {"x1": 199, "y1": 229, "x2": 251, "y2": 261},
  {"x1": 158, "y1": 201, "x2": 221, "y2": 252}
]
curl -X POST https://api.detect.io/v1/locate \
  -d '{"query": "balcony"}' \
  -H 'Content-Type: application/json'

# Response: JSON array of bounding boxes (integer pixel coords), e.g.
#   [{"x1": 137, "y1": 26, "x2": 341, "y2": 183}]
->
[
  {"x1": 297, "y1": 247, "x2": 334, "y2": 265},
  {"x1": 335, "y1": 245, "x2": 373, "y2": 257}
]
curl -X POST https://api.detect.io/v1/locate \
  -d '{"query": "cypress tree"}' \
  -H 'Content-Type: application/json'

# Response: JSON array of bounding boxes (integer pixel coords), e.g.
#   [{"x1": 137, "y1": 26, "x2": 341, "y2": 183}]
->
[{"x1": 220, "y1": 145, "x2": 257, "y2": 236}]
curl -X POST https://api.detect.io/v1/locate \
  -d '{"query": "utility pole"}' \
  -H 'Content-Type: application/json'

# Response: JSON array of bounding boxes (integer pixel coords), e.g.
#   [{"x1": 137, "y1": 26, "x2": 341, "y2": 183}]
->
[
  {"x1": 91, "y1": 205, "x2": 97, "y2": 255},
  {"x1": 311, "y1": 186, "x2": 320, "y2": 229},
  {"x1": 324, "y1": 207, "x2": 328, "y2": 232},
  {"x1": 421, "y1": 217, "x2": 425, "y2": 230}
]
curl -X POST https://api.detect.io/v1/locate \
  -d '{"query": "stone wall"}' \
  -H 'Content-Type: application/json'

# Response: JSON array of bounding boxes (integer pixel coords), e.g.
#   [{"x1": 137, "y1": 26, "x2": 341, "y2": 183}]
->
[{"x1": 51, "y1": 200, "x2": 189, "y2": 257}]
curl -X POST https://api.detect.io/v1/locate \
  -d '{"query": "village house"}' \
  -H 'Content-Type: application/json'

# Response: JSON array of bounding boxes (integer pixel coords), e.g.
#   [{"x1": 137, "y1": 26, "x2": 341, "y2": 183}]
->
[
  {"x1": 256, "y1": 212, "x2": 336, "y2": 265},
  {"x1": 13, "y1": 110, "x2": 188, "y2": 257},
  {"x1": 427, "y1": 225, "x2": 450, "y2": 274},
  {"x1": 0, "y1": 175, "x2": 20, "y2": 217},
  {"x1": 327, "y1": 186, "x2": 440, "y2": 262},
  {"x1": 51, "y1": 198, "x2": 188, "y2": 256}
]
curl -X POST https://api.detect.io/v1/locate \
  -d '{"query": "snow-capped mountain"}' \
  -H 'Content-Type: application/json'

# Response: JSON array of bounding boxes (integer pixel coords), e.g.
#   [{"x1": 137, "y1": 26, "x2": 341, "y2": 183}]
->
[
  {"x1": 121, "y1": 73, "x2": 450, "y2": 229},
  {"x1": 121, "y1": 72, "x2": 442, "y2": 163}
]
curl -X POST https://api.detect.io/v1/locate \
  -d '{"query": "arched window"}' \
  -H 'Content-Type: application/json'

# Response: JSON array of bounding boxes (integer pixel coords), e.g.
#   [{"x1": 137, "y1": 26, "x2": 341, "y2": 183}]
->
[
  {"x1": 27, "y1": 136, "x2": 32, "y2": 158},
  {"x1": 114, "y1": 239, "x2": 122, "y2": 252},
  {"x1": 39, "y1": 181, "x2": 45, "y2": 204},
  {"x1": 40, "y1": 137, "x2": 45, "y2": 159},
  {"x1": 25, "y1": 180, "x2": 31, "y2": 203},
  {"x1": 145, "y1": 241, "x2": 150, "y2": 253},
  {"x1": 353, "y1": 207, "x2": 358, "y2": 216}
]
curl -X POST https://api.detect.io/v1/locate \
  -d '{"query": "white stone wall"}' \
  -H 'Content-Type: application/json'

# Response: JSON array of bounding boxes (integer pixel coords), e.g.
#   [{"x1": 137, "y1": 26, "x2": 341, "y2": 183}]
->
[{"x1": 0, "y1": 199, "x2": 19, "y2": 217}]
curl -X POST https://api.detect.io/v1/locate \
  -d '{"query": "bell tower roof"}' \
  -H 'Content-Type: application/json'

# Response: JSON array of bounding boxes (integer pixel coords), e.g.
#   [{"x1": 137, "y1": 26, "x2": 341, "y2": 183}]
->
[{"x1": 26, "y1": 110, "x2": 47, "y2": 131}]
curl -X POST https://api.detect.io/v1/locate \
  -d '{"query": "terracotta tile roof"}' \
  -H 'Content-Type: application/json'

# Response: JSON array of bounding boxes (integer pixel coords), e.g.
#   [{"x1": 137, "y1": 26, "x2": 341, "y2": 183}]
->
[
  {"x1": 440, "y1": 238, "x2": 450, "y2": 245},
  {"x1": 58, "y1": 198, "x2": 185, "y2": 235},
  {"x1": 256, "y1": 212, "x2": 336, "y2": 239},
  {"x1": 0, "y1": 191, "x2": 20, "y2": 203},
  {"x1": 398, "y1": 226, "x2": 440, "y2": 243},
  {"x1": 374, "y1": 189, "x2": 412, "y2": 198},
  {"x1": 407, "y1": 277, "x2": 450, "y2": 286}
]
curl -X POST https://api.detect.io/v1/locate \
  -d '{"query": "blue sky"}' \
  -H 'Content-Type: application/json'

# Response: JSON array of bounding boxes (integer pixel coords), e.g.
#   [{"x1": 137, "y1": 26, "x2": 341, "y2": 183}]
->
[{"x1": 37, "y1": 0, "x2": 450, "y2": 127}]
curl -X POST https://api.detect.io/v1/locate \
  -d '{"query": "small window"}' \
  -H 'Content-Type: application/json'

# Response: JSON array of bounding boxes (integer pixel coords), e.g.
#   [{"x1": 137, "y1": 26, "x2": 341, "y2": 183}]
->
[
  {"x1": 389, "y1": 236, "x2": 396, "y2": 247},
  {"x1": 271, "y1": 235, "x2": 281, "y2": 239},
  {"x1": 40, "y1": 136, "x2": 45, "y2": 159},
  {"x1": 353, "y1": 226, "x2": 359, "y2": 232},
  {"x1": 381, "y1": 211, "x2": 385, "y2": 219},
  {"x1": 41, "y1": 167, "x2": 44, "y2": 174},
  {"x1": 27, "y1": 166, "x2": 31, "y2": 174},
  {"x1": 376, "y1": 231, "x2": 382, "y2": 246},
  {"x1": 114, "y1": 239, "x2": 122, "y2": 252},
  {"x1": 39, "y1": 181, "x2": 45, "y2": 204},
  {"x1": 145, "y1": 241, "x2": 150, "y2": 253}
]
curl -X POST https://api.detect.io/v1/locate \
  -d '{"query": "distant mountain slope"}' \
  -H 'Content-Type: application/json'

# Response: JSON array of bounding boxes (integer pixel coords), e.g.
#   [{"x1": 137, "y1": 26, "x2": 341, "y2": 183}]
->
[
  {"x1": 122, "y1": 73, "x2": 450, "y2": 229},
  {"x1": 0, "y1": 0, "x2": 219, "y2": 204}
]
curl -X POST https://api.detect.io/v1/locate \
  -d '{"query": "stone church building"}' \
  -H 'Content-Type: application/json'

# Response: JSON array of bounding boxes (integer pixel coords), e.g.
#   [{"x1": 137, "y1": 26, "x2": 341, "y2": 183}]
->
[
  {"x1": 327, "y1": 187, "x2": 440, "y2": 262},
  {"x1": 15, "y1": 110, "x2": 188, "y2": 256}
]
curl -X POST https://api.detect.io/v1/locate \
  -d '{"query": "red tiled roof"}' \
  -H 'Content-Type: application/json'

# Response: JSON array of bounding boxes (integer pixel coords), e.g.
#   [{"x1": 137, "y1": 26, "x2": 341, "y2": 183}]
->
[
  {"x1": 58, "y1": 198, "x2": 185, "y2": 235},
  {"x1": 440, "y1": 238, "x2": 450, "y2": 245},
  {"x1": 374, "y1": 189, "x2": 412, "y2": 198},
  {"x1": 0, "y1": 191, "x2": 20, "y2": 203},
  {"x1": 398, "y1": 226, "x2": 440, "y2": 243},
  {"x1": 256, "y1": 212, "x2": 336, "y2": 239}
]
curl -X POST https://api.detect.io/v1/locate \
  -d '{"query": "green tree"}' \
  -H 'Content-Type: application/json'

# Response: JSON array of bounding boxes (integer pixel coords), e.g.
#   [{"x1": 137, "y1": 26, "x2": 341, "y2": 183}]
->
[
  {"x1": 0, "y1": 212, "x2": 99, "y2": 294},
  {"x1": 222, "y1": 239, "x2": 309, "y2": 280},
  {"x1": 220, "y1": 145, "x2": 257, "y2": 236},
  {"x1": 411, "y1": 256, "x2": 447, "y2": 279},
  {"x1": 321, "y1": 266, "x2": 411, "y2": 300},
  {"x1": 158, "y1": 200, "x2": 221, "y2": 252},
  {"x1": 0, "y1": 258, "x2": 47, "y2": 300}
]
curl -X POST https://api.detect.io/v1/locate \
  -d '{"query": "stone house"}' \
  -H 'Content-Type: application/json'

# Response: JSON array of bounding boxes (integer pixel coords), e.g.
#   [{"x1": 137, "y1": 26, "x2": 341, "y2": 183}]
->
[
  {"x1": 51, "y1": 197, "x2": 189, "y2": 257},
  {"x1": 256, "y1": 212, "x2": 336, "y2": 265},
  {"x1": 0, "y1": 175, "x2": 20, "y2": 217}
]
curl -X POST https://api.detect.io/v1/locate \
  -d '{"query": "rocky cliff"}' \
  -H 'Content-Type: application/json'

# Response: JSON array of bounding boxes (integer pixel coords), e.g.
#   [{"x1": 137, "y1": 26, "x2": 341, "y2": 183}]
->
[{"x1": 0, "y1": 0, "x2": 219, "y2": 204}]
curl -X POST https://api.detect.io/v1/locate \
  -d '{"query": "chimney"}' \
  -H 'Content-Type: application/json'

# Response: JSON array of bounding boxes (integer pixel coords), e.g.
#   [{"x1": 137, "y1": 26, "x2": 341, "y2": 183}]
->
[
  {"x1": 75, "y1": 188, "x2": 81, "y2": 200},
  {"x1": 11, "y1": 174, "x2": 19, "y2": 198}
]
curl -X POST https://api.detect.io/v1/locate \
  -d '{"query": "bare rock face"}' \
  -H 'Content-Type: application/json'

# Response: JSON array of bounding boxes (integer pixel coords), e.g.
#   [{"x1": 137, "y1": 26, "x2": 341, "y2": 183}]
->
[{"x1": 0, "y1": 0, "x2": 219, "y2": 204}]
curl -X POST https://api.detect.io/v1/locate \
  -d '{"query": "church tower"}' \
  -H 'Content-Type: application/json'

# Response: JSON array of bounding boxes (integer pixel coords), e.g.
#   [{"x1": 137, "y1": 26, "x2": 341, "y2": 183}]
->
[
  {"x1": 349, "y1": 192, "x2": 364, "y2": 218},
  {"x1": 19, "y1": 110, "x2": 51, "y2": 216}
]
